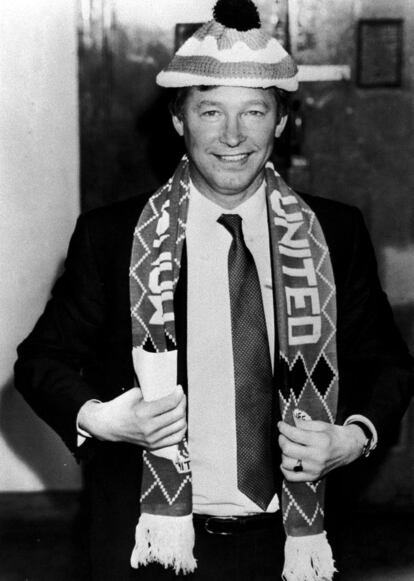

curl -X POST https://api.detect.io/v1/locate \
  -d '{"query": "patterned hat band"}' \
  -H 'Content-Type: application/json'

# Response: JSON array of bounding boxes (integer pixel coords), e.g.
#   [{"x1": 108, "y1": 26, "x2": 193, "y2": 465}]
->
[{"x1": 156, "y1": 54, "x2": 298, "y2": 90}]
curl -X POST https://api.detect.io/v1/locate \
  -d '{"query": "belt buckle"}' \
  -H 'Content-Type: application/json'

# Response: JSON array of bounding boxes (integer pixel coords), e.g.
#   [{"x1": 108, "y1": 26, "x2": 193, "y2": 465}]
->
[{"x1": 204, "y1": 515, "x2": 238, "y2": 536}]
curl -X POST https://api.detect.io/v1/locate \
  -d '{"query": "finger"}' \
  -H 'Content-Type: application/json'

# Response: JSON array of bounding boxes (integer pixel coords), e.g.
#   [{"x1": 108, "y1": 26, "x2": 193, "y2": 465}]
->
[
  {"x1": 295, "y1": 419, "x2": 331, "y2": 432},
  {"x1": 150, "y1": 427, "x2": 187, "y2": 450},
  {"x1": 281, "y1": 454, "x2": 307, "y2": 473},
  {"x1": 281, "y1": 465, "x2": 315, "y2": 482},
  {"x1": 150, "y1": 386, "x2": 185, "y2": 416},
  {"x1": 278, "y1": 434, "x2": 311, "y2": 459},
  {"x1": 117, "y1": 387, "x2": 143, "y2": 404},
  {"x1": 143, "y1": 399, "x2": 187, "y2": 438},
  {"x1": 156, "y1": 395, "x2": 187, "y2": 425},
  {"x1": 278, "y1": 421, "x2": 318, "y2": 446},
  {"x1": 151, "y1": 417, "x2": 187, "y2": 445}
]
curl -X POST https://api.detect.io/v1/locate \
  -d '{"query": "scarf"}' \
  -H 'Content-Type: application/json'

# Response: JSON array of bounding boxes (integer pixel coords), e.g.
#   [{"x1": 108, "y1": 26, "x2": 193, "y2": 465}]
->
[{"x1": 129, "y1": 156, "x2": 338, "y2": 580}]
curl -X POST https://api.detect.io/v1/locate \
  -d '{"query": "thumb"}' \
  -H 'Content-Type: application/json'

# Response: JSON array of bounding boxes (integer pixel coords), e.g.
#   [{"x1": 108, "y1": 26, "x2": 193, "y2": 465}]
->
[
  {"x1": 118, "y1": 386, "x2": 142, "y2": 403},
  {"x1": 295, "y1": 418, "x2": 328, "y2": 432}
]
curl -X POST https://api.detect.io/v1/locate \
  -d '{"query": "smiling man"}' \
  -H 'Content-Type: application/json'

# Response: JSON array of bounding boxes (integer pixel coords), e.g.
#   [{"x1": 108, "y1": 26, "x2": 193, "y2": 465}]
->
[
  {"x1": 171, "y1": 85, "x2": 286, "y2": 208},
  {"x1": 14, "y1": 1, "x2": 414, "y2": 580}
]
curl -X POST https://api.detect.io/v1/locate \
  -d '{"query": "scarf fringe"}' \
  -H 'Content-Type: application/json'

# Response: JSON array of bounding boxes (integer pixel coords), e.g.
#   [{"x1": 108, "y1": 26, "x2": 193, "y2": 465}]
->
[
  {"x1": 130, "y1": 158, "x2": 338, "y2": 576},
  {"x1": 130, "y1": 513, "x2": 197, "y2": 575},
  {"x1": 282, "y1": 532, "x2": 336, "y2": 581}
]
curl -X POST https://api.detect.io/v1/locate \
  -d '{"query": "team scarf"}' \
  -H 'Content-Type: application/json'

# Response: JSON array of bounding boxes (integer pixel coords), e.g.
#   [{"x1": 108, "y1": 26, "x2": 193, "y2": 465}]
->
[{"x1": 129, "y1": 156, "x2": 338, "y2": 580}]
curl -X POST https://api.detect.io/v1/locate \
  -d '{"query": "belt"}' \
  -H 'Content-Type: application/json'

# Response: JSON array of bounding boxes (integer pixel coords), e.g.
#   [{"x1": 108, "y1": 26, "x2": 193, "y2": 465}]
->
[{"x1": 193, "y1": 512, "x2": 279, "y2": 536}]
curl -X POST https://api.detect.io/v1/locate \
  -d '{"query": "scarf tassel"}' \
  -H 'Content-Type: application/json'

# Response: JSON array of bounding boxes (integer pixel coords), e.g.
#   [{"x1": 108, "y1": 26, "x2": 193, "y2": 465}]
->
[
  {"x1": 131, "y1": 513, "x2": 197, "y2": 575},
  {"x1": 283, "y1": 532, "x2": 336, "y2": 581},
  {"x1": 130, "y1": 158, "x2": 339, "y2": 578}
]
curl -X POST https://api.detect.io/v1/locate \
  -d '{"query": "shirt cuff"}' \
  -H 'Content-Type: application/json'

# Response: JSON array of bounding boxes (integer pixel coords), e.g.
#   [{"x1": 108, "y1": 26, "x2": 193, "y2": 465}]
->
[
  {"x1": 76, "y1": 399, "x2": 102, "y2": 447},
  {"x1": 343, "y1": 414, "x2": 378, "y2": 456}
]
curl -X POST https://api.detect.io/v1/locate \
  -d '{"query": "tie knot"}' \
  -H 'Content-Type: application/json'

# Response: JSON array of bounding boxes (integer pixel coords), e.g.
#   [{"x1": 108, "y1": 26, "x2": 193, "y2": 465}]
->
[{"x1": 217, "y1": 214, "x2": 243, "y2": 241}]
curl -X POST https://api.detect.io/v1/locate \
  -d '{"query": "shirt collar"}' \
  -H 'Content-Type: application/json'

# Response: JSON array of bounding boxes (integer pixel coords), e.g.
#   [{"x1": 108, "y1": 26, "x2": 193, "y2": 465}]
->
[{"x1": 188, "y1": 180, "x2": 267, "y2": 230}]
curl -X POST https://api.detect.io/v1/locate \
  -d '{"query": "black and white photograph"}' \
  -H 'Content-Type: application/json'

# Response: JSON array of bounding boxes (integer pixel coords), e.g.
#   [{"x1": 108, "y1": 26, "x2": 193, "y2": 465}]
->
[{"x1": 1, "y1": 1, "x2": 414, "y2": 580}]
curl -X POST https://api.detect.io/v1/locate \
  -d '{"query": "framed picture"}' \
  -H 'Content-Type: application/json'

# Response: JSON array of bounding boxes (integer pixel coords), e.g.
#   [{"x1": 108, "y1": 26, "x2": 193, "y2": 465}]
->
[{"x1": 357, "y1": 19, "x2": 403, "y2": 88}]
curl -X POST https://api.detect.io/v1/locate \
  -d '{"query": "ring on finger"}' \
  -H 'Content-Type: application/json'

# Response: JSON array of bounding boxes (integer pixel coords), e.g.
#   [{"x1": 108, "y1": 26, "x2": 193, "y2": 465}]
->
[{"x1": 293, "y1": 458, "x2": 303, "y2": 473}]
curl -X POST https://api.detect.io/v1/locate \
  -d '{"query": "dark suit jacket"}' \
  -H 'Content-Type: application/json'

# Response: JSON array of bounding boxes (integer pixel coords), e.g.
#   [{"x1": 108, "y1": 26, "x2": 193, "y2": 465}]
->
[{"x1": 14, "y1": 191, "x2": 414, "y2": 579}]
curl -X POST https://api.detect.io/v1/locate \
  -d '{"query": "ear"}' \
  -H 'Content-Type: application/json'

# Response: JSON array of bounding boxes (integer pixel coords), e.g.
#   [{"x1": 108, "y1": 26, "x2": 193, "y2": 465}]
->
[
  {"x1": 172, "y1": 114, "x2": 184, "y2": 137},
  {"x1": 275, "y1": 114, "x2": 288, "y2": 138}
]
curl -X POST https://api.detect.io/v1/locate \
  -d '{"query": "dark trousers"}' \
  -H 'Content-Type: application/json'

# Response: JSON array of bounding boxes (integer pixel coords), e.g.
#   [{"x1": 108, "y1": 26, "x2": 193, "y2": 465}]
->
[
  {"x1": 85, "y1": 447, "x2": 287, "y2": 581},
  {"x1": 84, "y1": 447, "x2": 354, "y2": 581},
  {"x1": 131, "y1": 515, "x2": 285, "y2": 581}
]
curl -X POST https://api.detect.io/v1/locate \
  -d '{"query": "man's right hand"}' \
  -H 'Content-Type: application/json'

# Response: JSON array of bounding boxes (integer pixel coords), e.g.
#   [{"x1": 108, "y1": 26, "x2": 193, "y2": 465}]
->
[{"x1": 77, "y1": 386, "x2": 187, "y2": 449}]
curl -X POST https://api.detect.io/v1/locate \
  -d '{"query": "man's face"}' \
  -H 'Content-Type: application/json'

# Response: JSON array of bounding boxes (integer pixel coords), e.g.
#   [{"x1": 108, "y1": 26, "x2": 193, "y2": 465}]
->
[{"x1": 172, "y1": 86, "x2": 285, "y2": 209}]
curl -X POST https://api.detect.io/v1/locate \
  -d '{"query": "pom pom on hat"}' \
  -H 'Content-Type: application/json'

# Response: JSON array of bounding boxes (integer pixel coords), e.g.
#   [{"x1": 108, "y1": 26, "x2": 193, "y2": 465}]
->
[
  {"x1": 156, "y1": 0, "x2": 298, "y2": 91},
  {"x1": 213, "y1": 0, "x2": 261, "y2": 31}
]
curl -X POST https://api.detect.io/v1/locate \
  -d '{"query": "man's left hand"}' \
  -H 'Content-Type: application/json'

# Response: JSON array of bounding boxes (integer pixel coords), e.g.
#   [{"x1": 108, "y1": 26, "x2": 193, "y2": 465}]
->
[{"x1": 278, "y1": 420, "x2": 367, "y2": 482}]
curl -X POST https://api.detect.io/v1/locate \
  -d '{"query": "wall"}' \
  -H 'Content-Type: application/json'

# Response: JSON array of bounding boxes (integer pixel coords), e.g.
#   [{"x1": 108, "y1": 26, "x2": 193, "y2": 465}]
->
[
  {"x1": 355, "y1": 0, "x2": 414, "y2": 506},
  {"x1": 288, "y1": 0, "x2": 414, "y2": 505},
  {"x1": 291, "y1": 0, "x2": 414, "y2": 345},
  {"x1": 0, "y1": 0, "x2": 82, "y2": 490}
]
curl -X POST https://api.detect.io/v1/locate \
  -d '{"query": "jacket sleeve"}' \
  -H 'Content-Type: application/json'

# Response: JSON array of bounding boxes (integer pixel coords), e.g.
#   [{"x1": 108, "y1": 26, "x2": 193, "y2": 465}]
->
[
  {"x1": 14, "y1": 213, "x2": 106, "y2": 456},
  {"x1": 336, "y1": 207, "x2": 414, "y2": 442}
]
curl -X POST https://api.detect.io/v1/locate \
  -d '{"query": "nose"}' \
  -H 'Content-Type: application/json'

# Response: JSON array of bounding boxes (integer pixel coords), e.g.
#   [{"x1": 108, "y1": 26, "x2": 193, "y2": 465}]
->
[{"x1": 219, "y1": 115, "x2": 246, "y2": 147}]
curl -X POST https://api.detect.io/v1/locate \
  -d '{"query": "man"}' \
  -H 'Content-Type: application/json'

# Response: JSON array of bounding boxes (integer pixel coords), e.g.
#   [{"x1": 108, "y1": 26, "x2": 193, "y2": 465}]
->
[{"x1": 14, "y1": 1, "x2": 413, "y2": 580}]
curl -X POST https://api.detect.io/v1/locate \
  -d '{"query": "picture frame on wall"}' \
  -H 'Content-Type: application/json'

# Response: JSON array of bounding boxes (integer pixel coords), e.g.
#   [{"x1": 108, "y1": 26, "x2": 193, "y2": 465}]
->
[{"x1": 357, "y1": 19, "x2": 403, "y2": 88}]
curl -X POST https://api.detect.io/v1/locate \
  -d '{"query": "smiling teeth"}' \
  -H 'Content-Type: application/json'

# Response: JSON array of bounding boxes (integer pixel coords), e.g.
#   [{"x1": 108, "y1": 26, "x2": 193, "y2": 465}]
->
[{"x1": 219, "y1": 154, "x2": 248, "y2": 161}]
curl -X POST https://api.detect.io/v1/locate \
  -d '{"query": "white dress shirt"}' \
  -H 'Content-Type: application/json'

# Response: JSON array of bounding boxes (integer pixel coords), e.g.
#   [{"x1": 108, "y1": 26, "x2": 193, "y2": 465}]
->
[{"x1": 186, "y1": 180, "x2": 279, "y2": 516}]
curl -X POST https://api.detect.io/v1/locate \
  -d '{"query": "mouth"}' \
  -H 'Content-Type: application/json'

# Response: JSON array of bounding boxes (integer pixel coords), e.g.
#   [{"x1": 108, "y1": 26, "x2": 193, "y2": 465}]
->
[{"x1": 213, "y1": 153, "x2": 251, "y2": 163}]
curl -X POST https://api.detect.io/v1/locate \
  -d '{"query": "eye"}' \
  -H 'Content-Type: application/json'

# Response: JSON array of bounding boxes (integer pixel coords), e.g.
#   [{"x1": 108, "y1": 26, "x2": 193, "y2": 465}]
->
[
  {"x1": 201, "y1": 110, "x2": 221, "y2": 118},
  {"x1": 245, "y1": 110, "x2": 265, "y2": 117}
]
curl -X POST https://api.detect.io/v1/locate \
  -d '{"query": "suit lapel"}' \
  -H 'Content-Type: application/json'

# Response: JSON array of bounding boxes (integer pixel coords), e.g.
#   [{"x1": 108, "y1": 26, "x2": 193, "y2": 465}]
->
[{"x1": 174, "y1": 243, "x2": 188, "y2": 395}]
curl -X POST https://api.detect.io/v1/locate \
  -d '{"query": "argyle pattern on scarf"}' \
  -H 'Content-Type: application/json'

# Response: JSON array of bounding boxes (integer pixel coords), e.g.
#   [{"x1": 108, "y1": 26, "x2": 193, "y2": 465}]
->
[
  {"x1": 265, "y1": 167, "x2": 338, "y2": 543},
  {"x1": 129, "y1": 156, "x2": 338, "y2": 580}
]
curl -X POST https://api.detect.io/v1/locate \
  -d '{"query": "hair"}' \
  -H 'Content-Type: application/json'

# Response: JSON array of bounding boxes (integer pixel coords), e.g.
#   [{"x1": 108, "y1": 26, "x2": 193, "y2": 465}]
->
[{"x1": 167, "y1": 85, "x2": 290, "y2": 122}]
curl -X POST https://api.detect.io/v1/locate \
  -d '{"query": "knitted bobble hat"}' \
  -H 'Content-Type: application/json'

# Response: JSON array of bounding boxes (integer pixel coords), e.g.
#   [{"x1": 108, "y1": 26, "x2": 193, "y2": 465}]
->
[{"x1": 156, "y1": 0, "x2": 298, "y2": 91}]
